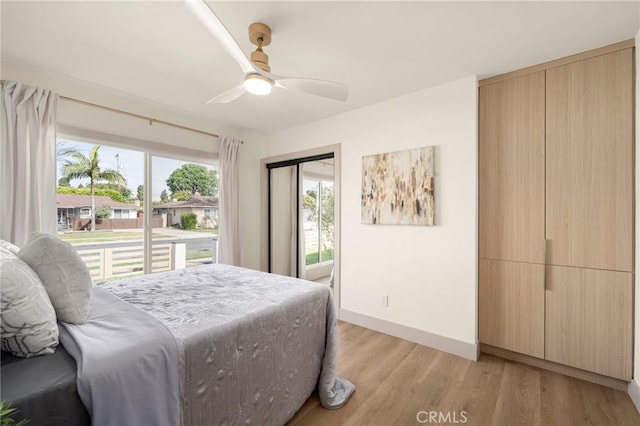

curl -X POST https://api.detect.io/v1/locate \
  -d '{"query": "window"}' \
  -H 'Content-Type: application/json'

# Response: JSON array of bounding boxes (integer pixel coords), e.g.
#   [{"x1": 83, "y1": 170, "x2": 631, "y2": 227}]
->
[
  {"x1": 204, "y1": 208, "x2": 211, "y2": 218},
  {"x1": 57, "y1": 138, "x2": 218, "y2": 282}
]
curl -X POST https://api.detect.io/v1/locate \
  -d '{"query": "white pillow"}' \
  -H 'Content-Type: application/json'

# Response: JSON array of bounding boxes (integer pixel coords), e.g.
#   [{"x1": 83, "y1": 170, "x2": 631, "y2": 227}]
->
[
  {"x1": 18, "y1": 233, "x2": 92, "y2": 325},
  {"x1": 1, "y1": 246, "x2": 59, "y2": 357},
  {"x1": 0, "y1": 239, "x2": 20, "y2": 254}
]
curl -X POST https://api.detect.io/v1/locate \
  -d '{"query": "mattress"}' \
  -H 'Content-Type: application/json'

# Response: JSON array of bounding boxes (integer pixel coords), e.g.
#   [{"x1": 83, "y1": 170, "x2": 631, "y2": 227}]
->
[{"x1": 1, "y1": 345, "x2": 90, "y2": 426}]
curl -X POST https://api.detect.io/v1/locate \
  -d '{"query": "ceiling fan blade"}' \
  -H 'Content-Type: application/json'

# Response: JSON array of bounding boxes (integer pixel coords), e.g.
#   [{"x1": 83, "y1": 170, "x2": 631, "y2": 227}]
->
[
  {"x1": 206, "y1": 85, "x2": 246, "y2": 104},
  {"x1": 184, "y1": 0, "x2": 255, "y2": 75},
  {"x1": 273, "y1": 76, "x2": 349, "y2": 102}
]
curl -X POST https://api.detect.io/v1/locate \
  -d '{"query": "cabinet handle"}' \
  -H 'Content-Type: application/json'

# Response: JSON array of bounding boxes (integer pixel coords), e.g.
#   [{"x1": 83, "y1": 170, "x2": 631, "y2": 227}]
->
[
  {"x1": 544, "y1": 239, "x2": 549, "y2": 290},
  {"x1": 544, "y1": 239, "x2": 550, "y2": 264}
]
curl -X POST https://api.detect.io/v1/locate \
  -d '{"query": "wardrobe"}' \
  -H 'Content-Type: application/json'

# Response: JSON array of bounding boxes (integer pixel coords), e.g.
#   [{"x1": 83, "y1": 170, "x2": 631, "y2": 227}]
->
[{"x1": 478, "y1": 41, "x2": 634, "y2": 381}]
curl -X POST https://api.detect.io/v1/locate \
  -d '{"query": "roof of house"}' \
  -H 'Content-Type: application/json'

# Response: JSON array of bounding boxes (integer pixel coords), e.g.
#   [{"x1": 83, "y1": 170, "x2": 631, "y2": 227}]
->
[
  {"x1": 56, "y1": 194, "x2": 137, "y2": 209},
  {"x1": 154, "y1": 195, "x2": 219, "y2": 209}
]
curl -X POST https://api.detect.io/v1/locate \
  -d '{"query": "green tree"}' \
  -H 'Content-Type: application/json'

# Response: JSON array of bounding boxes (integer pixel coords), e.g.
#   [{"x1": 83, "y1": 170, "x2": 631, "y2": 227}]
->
[
  {"x1": 58, "y1": 176, "x2": 71, "y2": 187},
  {"x1": 166, "y1": 164, "x2": 217, "y2": 198},
  {"x1": 303, "y1": 189, "x2": 318, "y2": 213},
  {"x1": 172, "y1": 190, "x2": 191, "y2": 201},
  {"x1": 94, "y1": 183, "x2": 131, "y2": 200},
  {"x1": 160, "y1": 189, "x2": 169, "y2": 202},
  {"x1": 320, "y1": 185, "x2": 335, "y2": 251},
  {"x1": 137, "y1": 184, "x2": 144, "y2": 202},
  {"x1": 56, "y1": 141, "x2": 76, "y2": 162},
  {"x1": 303, "y1": 184, "x2": 334, "y2": 259},
  {"x1": 61, "y1": 145, "x2": 126, "y2": 232},
  {"x1": 57, "y1": 187, "x2": 127, "y2": 203}
]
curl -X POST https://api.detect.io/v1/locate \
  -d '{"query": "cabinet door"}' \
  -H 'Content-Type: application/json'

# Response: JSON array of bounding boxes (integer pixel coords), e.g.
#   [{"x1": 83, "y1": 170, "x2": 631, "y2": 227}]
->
[
  {"x1": 479, "y1": 72, "x2": 545, "y2": 264},
  {"x1": 545, "y1": 266, "x2": 632, "y2": 380},
  {"x1": 546, "y1": 48, "x2": 633, "y2": 271},
  {"x1": 479, "y1": 259, "x2": 545, "y2": 358}
]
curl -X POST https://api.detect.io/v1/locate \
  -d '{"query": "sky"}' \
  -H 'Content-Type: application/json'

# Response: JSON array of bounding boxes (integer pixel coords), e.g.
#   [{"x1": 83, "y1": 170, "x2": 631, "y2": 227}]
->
[{"x1": 56, "y1": 138, "x2": 216, "y2": 202}]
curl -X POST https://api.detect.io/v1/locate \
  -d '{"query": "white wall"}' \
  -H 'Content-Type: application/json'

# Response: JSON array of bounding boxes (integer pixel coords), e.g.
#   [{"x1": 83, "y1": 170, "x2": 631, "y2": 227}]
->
[
  {"x1": 237, "y1": 137, "x2": 265, "y2": 270},
  {"x1": 264, "y1": 76, "x2": 478, "y2": 356},
  {"x1": 2, "y1": 62, "x2": 267, "y2": 269},
  {"x1": 630, "y1": 30, "x2": 640, "y2": 413}
]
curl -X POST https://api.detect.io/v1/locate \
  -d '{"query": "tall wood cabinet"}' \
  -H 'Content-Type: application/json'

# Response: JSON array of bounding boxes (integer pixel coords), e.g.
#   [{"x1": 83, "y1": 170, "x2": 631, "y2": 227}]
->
[{"x1": 478, "y1": 43, "x2": 633, "y2": 381}]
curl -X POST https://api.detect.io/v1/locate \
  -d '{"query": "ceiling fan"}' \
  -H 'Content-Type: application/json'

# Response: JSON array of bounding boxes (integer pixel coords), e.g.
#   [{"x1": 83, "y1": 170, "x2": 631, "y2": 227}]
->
[{"x1": 184, "y1": 0, "x2": 349, "y2": 104}]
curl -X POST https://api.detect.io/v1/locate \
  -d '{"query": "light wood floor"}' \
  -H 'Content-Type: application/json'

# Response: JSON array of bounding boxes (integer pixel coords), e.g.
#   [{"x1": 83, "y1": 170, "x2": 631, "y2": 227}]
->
[{"x1": 288, "y1": 322, "x2": 640, "y2": 426}]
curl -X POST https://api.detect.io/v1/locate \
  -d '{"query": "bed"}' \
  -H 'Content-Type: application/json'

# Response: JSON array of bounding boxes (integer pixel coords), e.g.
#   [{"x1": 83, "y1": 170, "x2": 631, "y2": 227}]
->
[{"x1": 2, "y1": 262, "x2": 354, "y2": 426}]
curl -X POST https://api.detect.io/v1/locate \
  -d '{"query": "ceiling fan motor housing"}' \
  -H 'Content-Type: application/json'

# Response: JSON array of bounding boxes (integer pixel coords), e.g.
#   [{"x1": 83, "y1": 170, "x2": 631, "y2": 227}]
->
[
  {"x1": 249, "y1": 22, "x2": 272, "y2": 72},
  {"x1": 251, "y1": 50, "x2": 270, "y2": 72}
]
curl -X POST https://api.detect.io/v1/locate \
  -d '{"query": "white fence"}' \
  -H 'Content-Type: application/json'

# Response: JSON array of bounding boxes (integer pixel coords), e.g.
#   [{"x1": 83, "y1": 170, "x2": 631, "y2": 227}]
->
[{"x1": 76, "y1": 242, "x2": 186, "y2": 281}]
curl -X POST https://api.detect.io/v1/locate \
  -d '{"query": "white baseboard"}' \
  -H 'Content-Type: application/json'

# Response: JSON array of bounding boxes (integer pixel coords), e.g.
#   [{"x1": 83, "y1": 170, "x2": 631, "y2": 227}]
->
[
  {"x1": 339, "y1": 309, "x2": 478, "y2": 361},
  {"x1": 629, "y1": 380, "x2": 640, "y2": 414}
]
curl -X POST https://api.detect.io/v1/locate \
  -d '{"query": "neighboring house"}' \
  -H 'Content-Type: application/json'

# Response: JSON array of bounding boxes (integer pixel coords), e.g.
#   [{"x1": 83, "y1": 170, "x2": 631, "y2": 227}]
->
[
  {"x1": 56, "y1": 194, "x2": 138, "y2": 230},
  {"x1": 154, "y1": 195, "x2": 219, "y2": 229}
]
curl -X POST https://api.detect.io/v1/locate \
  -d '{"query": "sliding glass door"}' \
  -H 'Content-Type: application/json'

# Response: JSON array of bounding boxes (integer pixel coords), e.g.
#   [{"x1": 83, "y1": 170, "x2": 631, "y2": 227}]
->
[{"x1": 151, "y1": 155, "x2": 219, "y2": 272}]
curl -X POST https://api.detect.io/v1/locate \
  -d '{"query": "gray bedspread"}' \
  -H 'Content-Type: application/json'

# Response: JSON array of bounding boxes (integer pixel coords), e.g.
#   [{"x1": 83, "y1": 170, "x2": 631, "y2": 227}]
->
[
  {"x1": 58, "y1": 286, "x2": 180, "y2": 426},
  {"x1": 99, "y1": 263, "x2": 354, "y2": 425}
]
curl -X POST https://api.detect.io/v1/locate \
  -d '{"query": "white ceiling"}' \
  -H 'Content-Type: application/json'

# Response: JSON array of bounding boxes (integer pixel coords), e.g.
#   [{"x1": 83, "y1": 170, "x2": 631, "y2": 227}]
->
[{"x1": 2, "y1": 1, "x2": 638, "y2": 133}]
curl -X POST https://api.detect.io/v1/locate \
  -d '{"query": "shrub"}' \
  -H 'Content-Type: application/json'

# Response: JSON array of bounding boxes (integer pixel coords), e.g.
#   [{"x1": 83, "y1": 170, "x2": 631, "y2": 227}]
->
[
  {"x1": 180, "y1": 213, "x2": 197, "y2": 230},
  {"x1": 94, "y1": 205, "x2": 112, "y2": 220}
]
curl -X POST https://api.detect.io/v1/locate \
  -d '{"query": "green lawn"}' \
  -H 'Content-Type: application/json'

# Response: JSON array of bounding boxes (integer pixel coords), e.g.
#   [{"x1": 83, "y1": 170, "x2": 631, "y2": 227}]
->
[
  {"x1": 187, "y1": 228, "x2": 218, "y2": 234},
  {"x1": 186, "y1": 250, "x2": 213, "y2": 260},
  {"x1": 306, "y1": 249, "x2": 334, "y2": 265},
  {"x1": 59, "y1": 231, "x2": 172, "y2": 243}
]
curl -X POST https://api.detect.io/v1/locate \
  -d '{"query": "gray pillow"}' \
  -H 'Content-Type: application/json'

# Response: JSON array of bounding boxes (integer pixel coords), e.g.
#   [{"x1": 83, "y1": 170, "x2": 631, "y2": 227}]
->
[
  {"x1": 18, "y1": 233, "x2": 92, "y2": 325},
  {"x1": 1, "y1": 246, "x2": 59, "y2": 357}
]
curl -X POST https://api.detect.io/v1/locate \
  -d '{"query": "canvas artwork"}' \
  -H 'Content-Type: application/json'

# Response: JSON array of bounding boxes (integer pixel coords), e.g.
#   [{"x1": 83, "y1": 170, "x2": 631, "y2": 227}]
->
[{"x1": 361, "y1": 146, "x2": 435, "y2": 225}]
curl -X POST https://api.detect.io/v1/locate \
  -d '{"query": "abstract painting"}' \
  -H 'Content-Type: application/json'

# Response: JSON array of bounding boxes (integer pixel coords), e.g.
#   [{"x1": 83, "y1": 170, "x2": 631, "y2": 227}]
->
[{"x1": 361, "y1": 146, "x2": 434, "y2": 225}]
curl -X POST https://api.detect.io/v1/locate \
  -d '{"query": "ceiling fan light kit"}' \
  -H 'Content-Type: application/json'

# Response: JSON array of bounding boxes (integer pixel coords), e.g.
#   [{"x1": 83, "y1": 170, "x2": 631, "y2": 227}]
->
[
  {"x1": 185, "y1": 0, "x2": 348, "y2": 103},
  {"x1": 244, "y1": 74, "x2": 272, "y2": 95}
]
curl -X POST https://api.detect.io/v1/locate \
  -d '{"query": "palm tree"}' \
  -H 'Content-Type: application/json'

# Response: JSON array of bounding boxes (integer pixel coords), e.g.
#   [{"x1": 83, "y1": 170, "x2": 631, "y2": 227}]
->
[
  {"x1": 61, "y1": 145, "x2": 126, "y2": 232},
  {"x1": 56, "y1": 141, "x2": 77, "y2": 162}
]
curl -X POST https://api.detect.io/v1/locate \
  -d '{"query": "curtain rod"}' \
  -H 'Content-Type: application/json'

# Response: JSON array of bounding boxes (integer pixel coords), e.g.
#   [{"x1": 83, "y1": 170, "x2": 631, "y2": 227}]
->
[
  {"x1": 62, "y1": 97, "x2": 222, "y2": 139},
  {"x1": 1, "y1": 79, "x2": 243, "y2": 143}
]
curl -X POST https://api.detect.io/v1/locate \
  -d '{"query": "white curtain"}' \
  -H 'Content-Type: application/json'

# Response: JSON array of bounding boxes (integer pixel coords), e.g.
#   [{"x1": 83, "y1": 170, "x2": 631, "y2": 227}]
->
[
  {"x1": 1, "y1": 81, "x2": 58, "y2": 247},
  {"x1": 217, "y1": 135, "x2": 243, "y2": 266}
]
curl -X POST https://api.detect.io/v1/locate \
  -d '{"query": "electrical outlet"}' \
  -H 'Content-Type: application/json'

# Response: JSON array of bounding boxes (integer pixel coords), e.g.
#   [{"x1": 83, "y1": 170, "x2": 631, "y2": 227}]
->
[{"x1": 379, "y1": 293, "x2": 389, "y2": 307}]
